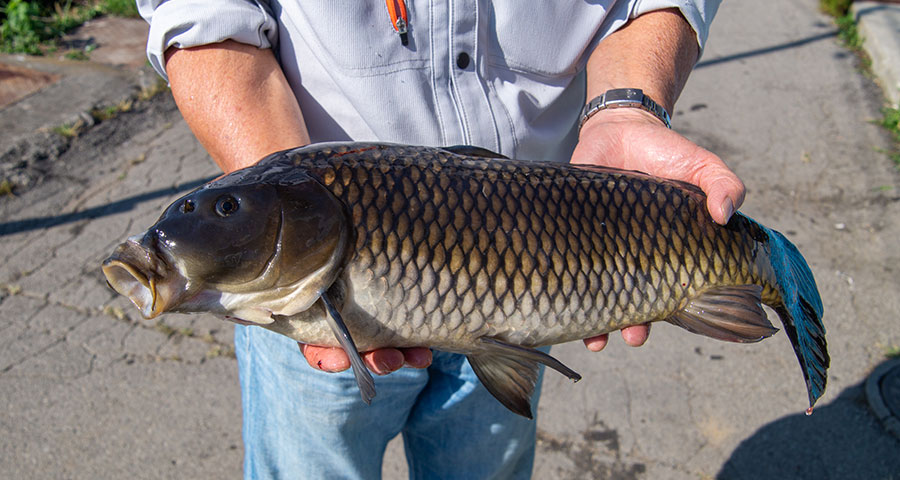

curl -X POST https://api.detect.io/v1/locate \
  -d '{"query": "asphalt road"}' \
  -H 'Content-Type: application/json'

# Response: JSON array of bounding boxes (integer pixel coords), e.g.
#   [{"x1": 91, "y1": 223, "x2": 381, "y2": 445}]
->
[{"x1": 1, "y1": 1, "x2": 899, "y2": 479}]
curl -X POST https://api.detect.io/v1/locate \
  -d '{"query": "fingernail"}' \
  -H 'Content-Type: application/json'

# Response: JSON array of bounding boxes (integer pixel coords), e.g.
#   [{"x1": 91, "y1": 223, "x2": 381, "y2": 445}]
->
[
  {"x1": 721, "y1": 197, "x2": 734, "y2": 223},
  {"x1": 374, "y1": 360, "x2": 394, "y2": 375}
]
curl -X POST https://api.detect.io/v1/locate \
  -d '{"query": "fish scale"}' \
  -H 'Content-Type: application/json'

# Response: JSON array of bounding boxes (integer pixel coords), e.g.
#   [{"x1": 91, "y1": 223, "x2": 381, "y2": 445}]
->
[
  {"x1": 103, "y1": 142, "x2": 828, "y2": 417},
  {"x1": 294, "y1": 144, "x2": 767, "y2": 349}
]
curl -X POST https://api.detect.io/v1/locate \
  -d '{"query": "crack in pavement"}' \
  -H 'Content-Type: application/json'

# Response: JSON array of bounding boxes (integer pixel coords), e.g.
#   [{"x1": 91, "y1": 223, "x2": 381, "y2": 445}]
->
[{"x1": 1, "y1": 280, "x2": 235, "y2": 373}]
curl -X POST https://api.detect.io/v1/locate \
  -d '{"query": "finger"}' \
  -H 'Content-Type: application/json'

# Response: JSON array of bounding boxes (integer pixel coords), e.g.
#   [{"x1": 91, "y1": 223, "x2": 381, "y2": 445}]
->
[
  {"x1": 400, "y1": 347, "x2": 433, "y2": 369},
  {"x1": 692, "y1": 154, "x2": 745, "y2": 225},
  {"x1": 620, "y1": 324, "x2": 651, "y2": 347},
  {"x1": 299, "y1": 343, "x2": 351, "y2": 372},
  {"x1": 583, "y1": 333, "x2": 609, "y2": 352},
  {"x1": 362, "y1": 348, "x2": 405, "y2": 375}
]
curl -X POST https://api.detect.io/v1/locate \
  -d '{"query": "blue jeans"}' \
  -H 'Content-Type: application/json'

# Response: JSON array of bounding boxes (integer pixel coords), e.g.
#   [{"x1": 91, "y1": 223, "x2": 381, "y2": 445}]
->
[{"x1": 235, "y1": 325, "x2": 545, "y2": 479}]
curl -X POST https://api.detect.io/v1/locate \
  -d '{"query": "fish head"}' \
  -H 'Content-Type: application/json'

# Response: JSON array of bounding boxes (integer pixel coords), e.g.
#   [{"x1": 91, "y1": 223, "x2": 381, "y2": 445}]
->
[{"x1": 102, "y1": 175, "x2": 350, "y2": 322}]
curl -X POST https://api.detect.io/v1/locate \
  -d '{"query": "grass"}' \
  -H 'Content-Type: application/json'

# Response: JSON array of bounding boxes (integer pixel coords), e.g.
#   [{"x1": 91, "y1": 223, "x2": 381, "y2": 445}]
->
[
  {"x1": 886, "y1": 345, "x2": 900, "y2": 359},
  {"x1": 205, "y1": 344, "x2": 236, "y2": 359},
  {"x1": 835, "y1": 11, "x2": 865, "y2": 53},
  {"x1": 90, "y1": 98, "x2": 132, "y2": 121},
  {"x1": 877, "y1": 91, "x2": 900, "y2": 168},
  {"x1": 62, "y1": 41, "x2": 93, "y2": 60},
  {"x1": 1, "y1": 0, "x2": 139, "y2": 54},
  {"x1": 51, "y1": 120, "x2": 82, "y2": 137},
  {"x1": 819, "y1": 0, "x2": 900, "y2": 167},
  {"x1": 819, "y1": 0, "x2": 853, "y2": 18},
  {"x1": 0, "y1": 178, "x2": 15, "y2": 197},
  {"x1": 46, "y1": 80, "x2": 167, "y2": 140},
  {"x1": 1, "y1": 283, "x2": 22, "y2": 295}
]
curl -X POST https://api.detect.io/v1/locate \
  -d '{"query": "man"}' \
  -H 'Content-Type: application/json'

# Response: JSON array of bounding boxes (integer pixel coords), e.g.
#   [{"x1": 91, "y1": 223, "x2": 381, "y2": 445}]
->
[{"x1": 138, "y1": 1, "x2": 742, "y2": 478}]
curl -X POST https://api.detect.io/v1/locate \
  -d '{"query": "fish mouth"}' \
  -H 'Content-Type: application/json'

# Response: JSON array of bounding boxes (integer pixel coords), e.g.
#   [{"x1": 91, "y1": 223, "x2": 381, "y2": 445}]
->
[{"x1": 101, "y1": 237, "x2": 188, "y2": 318}]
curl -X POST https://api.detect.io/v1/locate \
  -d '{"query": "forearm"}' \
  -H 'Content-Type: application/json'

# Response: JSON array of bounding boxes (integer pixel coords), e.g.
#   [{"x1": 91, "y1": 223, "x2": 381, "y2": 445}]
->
[
  {"x1": 573, "y1": 7, "x2": 744, "y2": 226},
  {"x1": 586, "y1": 8, "x2": 699, "y2": 114},
  {"x1": 165, "y1": 40, "x2": 310, "y2": 174}
]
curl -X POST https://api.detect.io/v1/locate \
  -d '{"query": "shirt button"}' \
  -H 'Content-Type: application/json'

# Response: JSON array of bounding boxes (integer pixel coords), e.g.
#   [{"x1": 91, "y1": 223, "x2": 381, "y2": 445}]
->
[{"x1": 456, "y1": 52, "x2": 470, "y2": 69}]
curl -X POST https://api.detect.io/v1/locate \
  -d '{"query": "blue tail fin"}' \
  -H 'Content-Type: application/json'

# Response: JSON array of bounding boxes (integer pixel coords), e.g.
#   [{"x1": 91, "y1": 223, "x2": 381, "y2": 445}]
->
[{"x1": 756, "y1": 219, "x2": 829, "y2": 410}]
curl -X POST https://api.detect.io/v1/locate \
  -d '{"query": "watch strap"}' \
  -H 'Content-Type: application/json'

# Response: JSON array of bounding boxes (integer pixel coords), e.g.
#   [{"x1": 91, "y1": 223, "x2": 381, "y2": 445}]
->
[{"x1": 579, "y1": 88, "x2": 672, "y2": 129}]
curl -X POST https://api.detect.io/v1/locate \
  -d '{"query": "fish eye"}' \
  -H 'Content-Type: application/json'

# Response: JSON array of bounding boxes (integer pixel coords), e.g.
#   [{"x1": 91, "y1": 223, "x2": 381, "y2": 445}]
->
[
  {"x1": 180, "y1": 199, "x2": 195, "y2": 213},
  {"x1": 215, "y1": 195, "x2": 240, "y2": 217}
]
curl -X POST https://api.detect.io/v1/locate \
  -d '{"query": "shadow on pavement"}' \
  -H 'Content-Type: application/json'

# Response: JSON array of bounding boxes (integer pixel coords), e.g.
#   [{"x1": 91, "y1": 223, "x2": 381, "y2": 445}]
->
[
  {"x1": 717, "y1": 359, "x2": 900, "y2": 480},
  {"x1": 697, "y1": 30, "x2": 838, "y2": 69},
  {"x1": 0, "y1": 176, "x2": 215, "y2": 236}
]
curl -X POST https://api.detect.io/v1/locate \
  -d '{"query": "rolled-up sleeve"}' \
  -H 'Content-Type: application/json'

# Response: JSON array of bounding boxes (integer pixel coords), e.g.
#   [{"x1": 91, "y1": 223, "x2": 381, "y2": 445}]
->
[
  {"x1": 137, "y1": 0, "x2": 279, "y2": 81},
  {"x1": 631, "y1": 0, "x2": 722, "y2": 53}
]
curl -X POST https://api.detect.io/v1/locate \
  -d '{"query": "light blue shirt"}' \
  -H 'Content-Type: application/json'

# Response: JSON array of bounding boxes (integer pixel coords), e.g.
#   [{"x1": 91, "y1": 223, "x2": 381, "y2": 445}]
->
[{"x1": 138, "y1": 0, "x2": 720, "y2": 161}]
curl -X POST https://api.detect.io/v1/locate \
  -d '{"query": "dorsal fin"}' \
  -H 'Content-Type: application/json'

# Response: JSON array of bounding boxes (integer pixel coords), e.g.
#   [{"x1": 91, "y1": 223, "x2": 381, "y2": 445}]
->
[{"x1": 442, "y1": 145, "x2": 508, "y2": 159}]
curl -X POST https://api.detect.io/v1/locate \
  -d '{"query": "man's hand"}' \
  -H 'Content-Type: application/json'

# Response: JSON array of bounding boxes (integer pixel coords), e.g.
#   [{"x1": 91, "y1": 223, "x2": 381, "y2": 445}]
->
[
  {"x1": 299, "y1": 344, "x2": 433, "y2": 375},
  {"x1": 573, "y1": 107, "x2": 746, "y2": 352}
]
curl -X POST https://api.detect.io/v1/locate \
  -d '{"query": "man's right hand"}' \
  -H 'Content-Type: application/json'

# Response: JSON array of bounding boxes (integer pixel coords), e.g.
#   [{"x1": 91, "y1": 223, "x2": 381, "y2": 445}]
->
[{"x1": 299, "y1": 344, "x2": 433, "y2": 375}]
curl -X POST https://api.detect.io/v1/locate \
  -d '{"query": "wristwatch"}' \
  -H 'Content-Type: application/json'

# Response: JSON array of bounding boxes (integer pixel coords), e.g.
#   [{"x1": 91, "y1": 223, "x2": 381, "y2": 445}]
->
[{"x1": 579, "y1": 88, "x2": 672, "y2": 129}]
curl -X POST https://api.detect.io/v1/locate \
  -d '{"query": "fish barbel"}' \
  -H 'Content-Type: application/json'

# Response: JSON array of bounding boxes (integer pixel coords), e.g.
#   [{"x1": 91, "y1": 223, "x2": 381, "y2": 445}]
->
[{"x1": 102, "y1": 143, "x2": 828, "y2": 418}]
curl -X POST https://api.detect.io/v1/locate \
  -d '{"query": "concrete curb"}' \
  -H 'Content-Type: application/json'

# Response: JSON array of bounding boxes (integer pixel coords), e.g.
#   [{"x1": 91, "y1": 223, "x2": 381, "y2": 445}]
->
[{"x1": 853, "y1": 1, "x2": 900, "y2": 106}]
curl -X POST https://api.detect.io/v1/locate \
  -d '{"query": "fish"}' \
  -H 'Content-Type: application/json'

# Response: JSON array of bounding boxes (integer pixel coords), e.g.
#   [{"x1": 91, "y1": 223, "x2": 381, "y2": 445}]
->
[{"x1": 102, "y1": 142, "x2": 828, "y2": 418}]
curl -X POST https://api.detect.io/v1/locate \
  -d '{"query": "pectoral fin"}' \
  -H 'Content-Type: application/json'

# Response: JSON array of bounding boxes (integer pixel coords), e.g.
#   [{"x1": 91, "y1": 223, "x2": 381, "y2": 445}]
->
[
  {"x1": 667, "y1": 285, "x2": 778, "y2": 343},
  {"x1": 467, "y1": 337, "x2": 581, "y2": 419},
  {"x1": 320, "y1": 292, "x2": 376, "y2": 404}
]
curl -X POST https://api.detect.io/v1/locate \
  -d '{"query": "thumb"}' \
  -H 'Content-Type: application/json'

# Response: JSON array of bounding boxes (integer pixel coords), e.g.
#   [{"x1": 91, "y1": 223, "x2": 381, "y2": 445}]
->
[{"x1": 692, "y1": 158, "x2": 745, "y2": 225}]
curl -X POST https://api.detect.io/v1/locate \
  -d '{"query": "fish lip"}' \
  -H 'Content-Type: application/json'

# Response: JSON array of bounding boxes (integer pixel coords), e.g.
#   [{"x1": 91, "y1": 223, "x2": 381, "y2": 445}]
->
[{"x1": 101, "y1": 238, "x2": 186, "y2": 318}]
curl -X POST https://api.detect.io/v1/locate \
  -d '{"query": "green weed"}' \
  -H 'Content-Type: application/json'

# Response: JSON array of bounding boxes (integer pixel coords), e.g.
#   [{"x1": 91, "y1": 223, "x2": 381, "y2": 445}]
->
[
  {"x1": 1, "y1": 0, "x2": 45, "y2": 54},
  {"x1": 62, "y1": 41, "x2": 93, "y2": 60},
  {"x1": 52, "y1": 120, "x2": 83, "y2": 137},
  {"x1": 90, "y1": 98, "x2": 132, "y2": 121},
  {"x1": 879, "y1": 106, "x2": 900, "y2": 166},
  {"x1": 0, "y1": 178, "x2": 15, "y2": 197},
  {"x1": 96, "y1": 0, "x2": 136, "y2": 17},
  {"x1": 884, "y1": 344, "x2": 900, "y2": 359},
  {"x1": 1, "y1": 0, "x2": 139, "y2": 54},
  {"x1": 819, "y1": 0, "x2": 853, "y2": 18},
  {"x1": 205, "y1": 344, "x2": 236, "y2": 359}
]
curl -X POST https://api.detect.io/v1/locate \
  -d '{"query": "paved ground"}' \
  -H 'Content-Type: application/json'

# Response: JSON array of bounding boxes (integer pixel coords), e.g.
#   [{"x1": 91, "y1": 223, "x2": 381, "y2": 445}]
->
[{"x1": 1, "y1": 2, "x2": 899, "y2": 479}]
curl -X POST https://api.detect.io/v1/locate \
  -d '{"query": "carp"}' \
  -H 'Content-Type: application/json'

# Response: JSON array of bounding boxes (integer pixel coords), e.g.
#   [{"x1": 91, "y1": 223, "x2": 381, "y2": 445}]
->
[{"x1": 102, "y1": 143, "x2": 828, "y2": 418}]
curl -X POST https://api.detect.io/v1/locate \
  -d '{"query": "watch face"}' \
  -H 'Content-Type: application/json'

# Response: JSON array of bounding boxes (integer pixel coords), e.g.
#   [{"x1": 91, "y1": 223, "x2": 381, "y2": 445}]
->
[
  {"x1": 605, "y1": 88, "x2": 644, "y2": 105},
  {"x1": 580, "y1": 89, "x2": 671, "y2": 129},
  {"x1": 608, "y1": 88, "x2": 643, "y2": 103}
]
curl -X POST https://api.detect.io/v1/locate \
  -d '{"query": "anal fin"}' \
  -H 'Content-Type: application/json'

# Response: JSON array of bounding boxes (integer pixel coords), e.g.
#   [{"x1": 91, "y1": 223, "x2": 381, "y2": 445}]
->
[
  {"x1": 320, "y1": 292, "x2": 376, "y2": 404},
  {"x1": 467, "y1": 337, "x2": 581, "y2": 419},
  {"x1": 667, "y1": 285, "x2": 778, "y2": 343}
]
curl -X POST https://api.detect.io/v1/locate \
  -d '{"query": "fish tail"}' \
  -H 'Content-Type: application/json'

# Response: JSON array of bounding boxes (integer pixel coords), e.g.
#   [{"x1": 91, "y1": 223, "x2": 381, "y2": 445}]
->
[{"x1": 756, "y1": 218, "x2": 829, "y2": 411}]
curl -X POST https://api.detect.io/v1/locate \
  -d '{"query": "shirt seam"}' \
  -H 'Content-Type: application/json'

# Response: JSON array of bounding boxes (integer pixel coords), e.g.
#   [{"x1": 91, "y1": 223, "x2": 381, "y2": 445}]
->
[{"x1": 428, "y1": 0, "x2": 447, "y2": 146}]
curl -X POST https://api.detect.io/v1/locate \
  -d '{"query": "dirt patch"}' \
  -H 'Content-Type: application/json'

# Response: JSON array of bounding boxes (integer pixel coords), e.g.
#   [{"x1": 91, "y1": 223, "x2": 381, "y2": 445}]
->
[
  {"x1": 0, "y1": 63, "x2": 59, "y2": 108},
  {"x1": 60, "y1": 17, "x2": 149, "y2": 68}
]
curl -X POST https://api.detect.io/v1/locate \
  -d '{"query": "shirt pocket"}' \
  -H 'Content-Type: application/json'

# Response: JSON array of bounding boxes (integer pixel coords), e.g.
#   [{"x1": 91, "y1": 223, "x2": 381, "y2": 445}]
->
[
  {"x1": 286, "y1": 0, "x2": 428, "y2": 75},
  {"x1": 484, "y1": 1, "x2": 616, "y2": 79}
]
